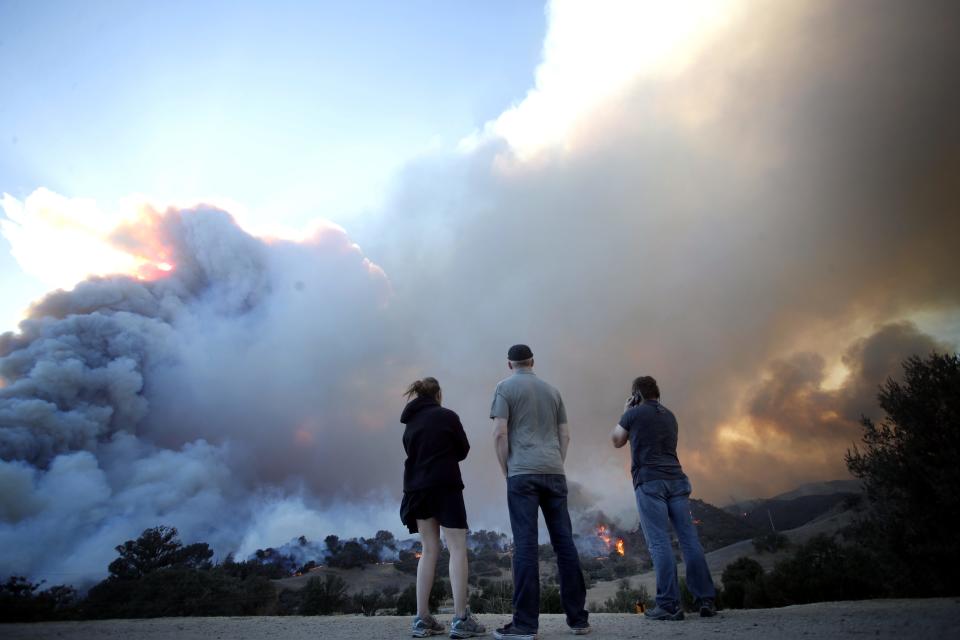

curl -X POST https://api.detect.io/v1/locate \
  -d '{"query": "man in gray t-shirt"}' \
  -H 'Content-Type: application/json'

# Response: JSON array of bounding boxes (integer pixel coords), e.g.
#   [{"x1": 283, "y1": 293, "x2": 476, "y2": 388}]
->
[
  {"x1": 489, "y1": 345, "x2": 588, "y2": 639},
  {"x1": 490, "y1": 362, "x2": 567, "y2": 477}
]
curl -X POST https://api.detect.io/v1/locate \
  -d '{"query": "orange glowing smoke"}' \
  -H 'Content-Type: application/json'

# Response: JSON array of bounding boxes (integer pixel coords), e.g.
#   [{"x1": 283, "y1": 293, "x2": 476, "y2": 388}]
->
[
  {"x1": 109, "y1": 206, "x2": 183, "y2": 281},
  {"x1": 293, "y1": 427, "x2": 315, "y2": 446},
  {"x1": 615, "y1": 538, "x2": 625, "y2": 556}
]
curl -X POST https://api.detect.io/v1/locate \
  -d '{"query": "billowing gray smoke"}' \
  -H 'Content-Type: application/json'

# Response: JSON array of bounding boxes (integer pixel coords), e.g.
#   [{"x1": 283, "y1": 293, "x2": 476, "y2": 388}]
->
[
  {"x1": 0, "y1": 205, "x2": 408, "y2": 585},
  {"x1": 356, "y1": 0, "x2": 960, "y2": 509},
  {"x1": 2, "y1": 0, "x2": 959, "y2": 586}
]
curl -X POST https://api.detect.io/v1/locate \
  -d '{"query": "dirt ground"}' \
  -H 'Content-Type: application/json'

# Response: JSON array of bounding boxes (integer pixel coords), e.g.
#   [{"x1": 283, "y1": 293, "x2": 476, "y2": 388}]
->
[{"x1": 5, "y1": 598, "x2": 959, "y2": 640}]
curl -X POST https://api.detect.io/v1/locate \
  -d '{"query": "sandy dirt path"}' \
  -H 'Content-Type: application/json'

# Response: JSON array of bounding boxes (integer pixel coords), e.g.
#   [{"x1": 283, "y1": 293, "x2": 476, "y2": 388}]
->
[{"x1": 5, "y1": 598, "x2": 959, "y2": 640}]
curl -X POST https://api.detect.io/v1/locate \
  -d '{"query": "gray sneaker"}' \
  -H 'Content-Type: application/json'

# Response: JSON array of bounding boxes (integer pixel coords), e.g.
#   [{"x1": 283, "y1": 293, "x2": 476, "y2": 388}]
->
[
  {"x1": 413, "y1": 614, "x2": 446, "y2": 637},
  {"x1": 699, "y1": 599, "x2": 717, "y2": 617},
  {"x1": 450, "y1": 608, "x2": 487, "y2": 638},
  {"x1": 644, "y1": 605, "x2": 684, "y2": 621}
]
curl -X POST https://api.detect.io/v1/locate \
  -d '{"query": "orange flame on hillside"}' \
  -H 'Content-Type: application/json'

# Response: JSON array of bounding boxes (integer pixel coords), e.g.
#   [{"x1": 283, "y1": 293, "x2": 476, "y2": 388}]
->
[
  {"x1": 596, "y1": 524, "x2": 611, "y2": 546},
  {"x1": 597, "y1": 524, "x2": 625, "y2": 556}
]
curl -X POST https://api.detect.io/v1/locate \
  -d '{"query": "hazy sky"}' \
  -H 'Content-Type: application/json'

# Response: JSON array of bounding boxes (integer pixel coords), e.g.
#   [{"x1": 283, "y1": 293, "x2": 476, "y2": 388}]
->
[
  {"x1": 0, "y1": 0, "x2": 545, "y2": 327},
  {"x1": 2, "y1": 0, "x2": 959, "y2": 585}
]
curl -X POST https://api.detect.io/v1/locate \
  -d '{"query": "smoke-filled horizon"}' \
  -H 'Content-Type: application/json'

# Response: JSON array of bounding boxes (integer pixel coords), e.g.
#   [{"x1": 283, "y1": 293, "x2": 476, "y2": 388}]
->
[{"x1": 2, "y1": 0, "x2": 959, "y2": 586}]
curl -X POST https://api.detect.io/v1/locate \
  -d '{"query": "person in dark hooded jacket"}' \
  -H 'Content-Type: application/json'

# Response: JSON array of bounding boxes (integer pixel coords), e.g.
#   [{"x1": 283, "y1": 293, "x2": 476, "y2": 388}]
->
[{"x1": 400, "y1": 377, "x2": 485, "y2": 638}]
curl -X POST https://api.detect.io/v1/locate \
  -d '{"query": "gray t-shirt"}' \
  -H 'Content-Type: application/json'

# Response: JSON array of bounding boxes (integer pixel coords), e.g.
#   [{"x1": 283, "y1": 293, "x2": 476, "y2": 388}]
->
[{"x1": 489, "y1": 369, "x2": 567, "y2": 476}]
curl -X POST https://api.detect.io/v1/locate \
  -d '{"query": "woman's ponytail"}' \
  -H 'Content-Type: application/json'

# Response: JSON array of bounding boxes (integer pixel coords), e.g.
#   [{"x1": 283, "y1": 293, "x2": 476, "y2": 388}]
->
[{"x1": 404, "y1": 376, "x2": 441, "y2": 400}]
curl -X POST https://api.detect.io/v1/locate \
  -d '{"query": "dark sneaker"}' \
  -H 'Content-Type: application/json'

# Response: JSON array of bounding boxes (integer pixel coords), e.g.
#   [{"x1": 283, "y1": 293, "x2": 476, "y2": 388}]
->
[
  {"x1": 569, "y1": 621, "x2": 591, "y2": 635},
  {"x1": 699, "y1": 599, "x2": 717, "y2": 617},
  {"x1": 644, "y1": 605, "x2": 684, "y2": 621},
  {"x1": 450, "y1": 608, "x2": 487, "y2": 638},
  {"x1": 493, "y1": 622, "x2": 537, "y2": 640},
  {"x1": 413, "y1": 614, "x2": 446, "y2": 637}
]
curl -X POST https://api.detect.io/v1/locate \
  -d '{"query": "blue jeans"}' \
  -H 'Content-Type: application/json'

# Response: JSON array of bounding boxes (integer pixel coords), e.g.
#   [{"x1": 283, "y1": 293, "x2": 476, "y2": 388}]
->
[
  {"x1": 507, "y1": 474, "x2": 589, "y2": 632},
  {"x1": 635, "y1": 477, "x2": 716, "y2": 611}
]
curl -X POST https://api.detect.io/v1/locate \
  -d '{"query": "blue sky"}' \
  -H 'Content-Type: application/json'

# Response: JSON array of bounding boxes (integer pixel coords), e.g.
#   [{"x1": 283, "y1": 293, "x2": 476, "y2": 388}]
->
[{"x1": 0, "y1": 0, "x2": 547, "y2": 327}]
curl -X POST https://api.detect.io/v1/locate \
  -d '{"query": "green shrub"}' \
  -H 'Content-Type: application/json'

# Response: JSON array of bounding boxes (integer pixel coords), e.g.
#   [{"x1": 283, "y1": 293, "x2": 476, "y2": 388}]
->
[
  {"x1": 679, "y1": 577, "x2": 695, "y2": 612},
  {"x1": 84, "y1": 567, "x2": 273, "y2": 618},
  {"x1": 763, "y1": 534, "x2": 883, "y2": 606},
  {"x1": 0, "y1": 577, "x2": 78, "y2": 622},
  {"x1": 300, "y1": 574, "x2": 348, "y2": 615},
  {"x1": 599, "y1": 579, "x2": 650, "y2": 613},
  {"x1": 720, "y1": 557, "x2": 764, "y2": 609},
  {"x1": 540, "y1": 585, "x2": 562, "y2": 613}
]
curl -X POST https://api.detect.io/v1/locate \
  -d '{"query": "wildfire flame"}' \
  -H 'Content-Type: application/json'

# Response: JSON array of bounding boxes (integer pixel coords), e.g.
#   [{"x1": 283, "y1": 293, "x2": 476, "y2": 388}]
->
[
  {"x1": 596, "y1": 524, "x2": 625, "y2": 556},
  {"x1": 596, "y1": 524, "x2": 612, "y2": 546}
]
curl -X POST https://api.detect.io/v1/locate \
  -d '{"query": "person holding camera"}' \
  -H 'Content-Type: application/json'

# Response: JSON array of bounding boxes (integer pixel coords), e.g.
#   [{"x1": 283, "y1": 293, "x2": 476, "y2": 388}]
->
[
  {"x1": 610, "y1": 375, "x2": 716, "y2": 620},
  {"x1": 400, "y1": 377, "x2": 486, "y2": 638}
]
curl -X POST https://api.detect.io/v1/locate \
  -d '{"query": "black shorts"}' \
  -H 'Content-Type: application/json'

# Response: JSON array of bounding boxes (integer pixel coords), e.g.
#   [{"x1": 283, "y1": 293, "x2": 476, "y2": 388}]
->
[{"x1": 400, "y1": 487, "x2": 468, "y2": 534}]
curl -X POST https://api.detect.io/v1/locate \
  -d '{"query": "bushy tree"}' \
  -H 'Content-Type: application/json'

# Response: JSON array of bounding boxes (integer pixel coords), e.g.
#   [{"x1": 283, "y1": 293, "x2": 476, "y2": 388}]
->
[
  {"x1": 108, "y1": 526, "x2": 213, "y2": 580},
  {"x1": 327, "y1": 540, "x2": 376, "y2": 569},
  {"x1": 720, "y1": 536, "x2": 883, "y2": 609},
  {"x1": 430, "y1": 579, "x2": 448, "y2": 612},
  {"x1": 540, "y1": 584, "x2": 562, "y2": 613},
  {"x1": 348, "y1": 590, "x2": 383, "y2": 616},
  {"x1": 85, "y1": 567, "x2": 273, "y2": 618},
  {"x1": 720, "y1": 557, "x2": 764, "y2": 609},
  {"x1": 221, "y1": 554, "x2": 289, "y2": 580},
  {"x1": 599, "y1": 579, "x2": 650, "y2": 613},
  {"x1": 468, "y1": 579, "x2": 513, "y2": 614},
  {"x1": 763, "y1": 535, "x2": 883, "y2": 606},
  {"x1": 394, "y1": 549, "x2": 420, "y2": 575},
  {"x1": 394, "y1": 580, "x2": 446, "y2": 616},
  {"x1": 395, "y1": 584, "x2": 417, "y2": 615},
  {"x1": 324, "y1": 535, "x2": 341, "y2": 554},
  {"x1": 845, "y1": 352, "x2": 960, "y2": 596},
  {"x1": 0, "y1": 576, "x2": 78, "y2": 622},
  {"x1": 300, "y1": 574, "x2": 348, "y2": 615},
  {"x1": 85, "y1": 526, "x2": 273, "y2": 619}
]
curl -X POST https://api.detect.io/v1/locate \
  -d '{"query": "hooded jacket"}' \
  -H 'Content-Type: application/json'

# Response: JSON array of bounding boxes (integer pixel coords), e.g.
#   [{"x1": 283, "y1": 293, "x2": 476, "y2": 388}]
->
[{"x1": 401, "y1": 396, "x2": 470, "y2": 492}]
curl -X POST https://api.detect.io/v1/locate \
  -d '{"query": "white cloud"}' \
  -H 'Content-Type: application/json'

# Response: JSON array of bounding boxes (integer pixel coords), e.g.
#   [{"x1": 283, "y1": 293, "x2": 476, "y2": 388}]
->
[
  {"x1": 462, "y1": 0, "x2": 742, "y2": 159},
  {"x1": 1, "y1": 189, "x2": 139, "y2": 290}
]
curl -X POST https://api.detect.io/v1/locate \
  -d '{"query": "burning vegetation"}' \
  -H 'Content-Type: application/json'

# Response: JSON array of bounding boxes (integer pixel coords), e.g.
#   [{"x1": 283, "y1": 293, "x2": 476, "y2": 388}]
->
[{"x1": 594, "y1": 524, "x2": 625, "y2": 558}]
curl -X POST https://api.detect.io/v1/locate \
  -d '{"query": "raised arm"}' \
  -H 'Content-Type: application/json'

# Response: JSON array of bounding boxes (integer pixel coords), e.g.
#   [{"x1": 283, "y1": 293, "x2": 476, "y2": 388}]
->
[
  {"x1": 493, "y1": 417, "x2": 509, "y2": 478},
  {"x1": 611, "y1": 424, "x2": 629, "y2": 448}
]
